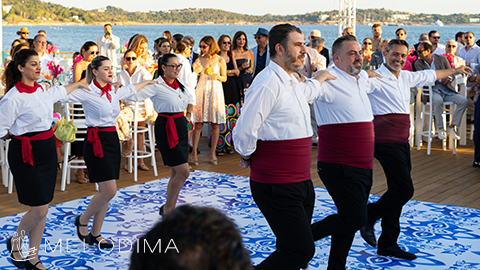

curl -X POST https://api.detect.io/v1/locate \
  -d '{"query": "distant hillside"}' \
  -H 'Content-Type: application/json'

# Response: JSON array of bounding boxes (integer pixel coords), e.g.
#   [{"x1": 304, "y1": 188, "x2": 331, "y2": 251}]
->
[{"x1": 2, "y1": 0, "x2": 480, "y2": 25}]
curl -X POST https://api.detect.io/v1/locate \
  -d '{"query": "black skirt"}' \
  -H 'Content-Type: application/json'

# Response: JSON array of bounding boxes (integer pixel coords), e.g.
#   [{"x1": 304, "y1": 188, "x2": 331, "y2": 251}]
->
[
  {"x1": 83, "y1": 129, "x2": 121, "y2": 183},
  {"x1": 155, "y1": 113, "x2": 189, "y2": 166},
  {"x1": 8, "y1": 131, "x2": 57, "y2": 206}
]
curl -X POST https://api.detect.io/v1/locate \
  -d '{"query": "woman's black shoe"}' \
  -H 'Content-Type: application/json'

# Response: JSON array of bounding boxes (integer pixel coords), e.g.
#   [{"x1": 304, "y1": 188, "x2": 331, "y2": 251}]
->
[
  {"x1": 159, "y1": 205, "x2": 165, "y2": 217},
  {"x1": 74, "y1": 215, "x2": 91, "y2": 244},
  {"x1": 6, "y1": 237, "x2": 25, "y2": 268},
  {"x1": 25, "y1": 260, "x2": 49, "y2": 270},
  {"x1": 89, "y1": 233, "x2": 114, "y2": 249}
]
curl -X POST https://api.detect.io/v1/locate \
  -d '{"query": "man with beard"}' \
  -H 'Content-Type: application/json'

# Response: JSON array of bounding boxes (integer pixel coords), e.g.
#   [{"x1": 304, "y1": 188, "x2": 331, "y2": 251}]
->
[
  {"x1": 371, "y1": 24, "x2": 384, "y2": 52},
  {"x1": 233, "y1": 23, "x2": 336, "y2": 270},
  {"x1": 360, "y1": 39, "x2": 472, "y2": 260},
  {"x1": 310, "y1": 35, "x2": 379, "y2": 269}
]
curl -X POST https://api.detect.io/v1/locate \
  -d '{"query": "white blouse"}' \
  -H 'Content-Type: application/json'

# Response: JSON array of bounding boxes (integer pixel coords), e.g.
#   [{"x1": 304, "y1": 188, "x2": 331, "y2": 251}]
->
[
  {"x1": 176, "y1": 54, "x2": 197, "y2": 105},
  {"x1": 233, "y1": 61, "x2": 324, "y2": 156},
  {"x1": 117, "y1": 65, "x2": 152, "y2": 85},
  {"x1": 66, "y1": 82, "x2": 137, "y2": 127},
  {"x1": 367, "y1": 64, "x2": 436, "y2": 115},
  {"x1": 0, "y1": 85, "x2": 67, "y2": 137},
  {"x1": 313, "y1": 66, "x2": 373, "y2": 127},
  {"x1": 128, "y1": 76, "x2": 194, "y2": 113}
]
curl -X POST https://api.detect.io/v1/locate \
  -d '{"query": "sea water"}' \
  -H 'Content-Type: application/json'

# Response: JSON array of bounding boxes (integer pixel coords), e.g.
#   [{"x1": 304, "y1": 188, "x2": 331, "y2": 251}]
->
[{"x1": 3, "y1": 24, "x2": 480, "y2": 54}]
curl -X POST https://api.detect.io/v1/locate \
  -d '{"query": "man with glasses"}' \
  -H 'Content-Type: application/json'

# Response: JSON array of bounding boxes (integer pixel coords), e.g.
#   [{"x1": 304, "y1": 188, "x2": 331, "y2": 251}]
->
[
  {"x1": 33, "y1": 34, "x2": 54, "y2": 76},
  {"x1": 459, "y1": 32, "x2": 480, "y2": 70},
  {"x1": 429, "y1": 30, "x2": 446, "y2": 55},
  {"x1": 96, "y1": 24, "x2": 120, "y2": 70},
  {"x1": 395, "y1": 28, "x2": 407, "y2": 41},
  {"x1": 16, "y1": 27, "x2": 29, "y2": 42},
  {"x1": 251, "y1": 28, "x2": 270, "y2": 78},
  {"x1": 445, "y1": 40, "x2": 466, "y2": 68},
  {"x1": 182, "y1": 36, "x2": 199, "y2": 67}
]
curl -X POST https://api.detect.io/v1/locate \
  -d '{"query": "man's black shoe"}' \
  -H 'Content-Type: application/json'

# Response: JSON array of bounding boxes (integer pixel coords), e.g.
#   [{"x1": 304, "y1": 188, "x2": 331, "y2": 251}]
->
[
  {"x1": 360, "y1": 224, "x2": 377, "y2": 247},
  {"x1": 377, "y1": 245, "x2": 417, "y2": 260}
]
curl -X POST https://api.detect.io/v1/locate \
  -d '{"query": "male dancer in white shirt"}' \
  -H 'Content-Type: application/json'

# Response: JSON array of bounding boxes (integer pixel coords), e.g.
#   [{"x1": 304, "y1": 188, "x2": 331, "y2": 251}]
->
[
  {"x1": 361, "y1": 39, "x2": 472, "y2": 260},
  {"x1": 234, "y1": 24, "x2": 335, "y2": 270}
]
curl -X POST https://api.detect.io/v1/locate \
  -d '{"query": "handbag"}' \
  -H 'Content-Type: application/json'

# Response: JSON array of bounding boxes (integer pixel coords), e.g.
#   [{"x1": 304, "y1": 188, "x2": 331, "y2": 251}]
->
[{"x1": 54, "y1": 117, "x2": 77, "y2": 142}]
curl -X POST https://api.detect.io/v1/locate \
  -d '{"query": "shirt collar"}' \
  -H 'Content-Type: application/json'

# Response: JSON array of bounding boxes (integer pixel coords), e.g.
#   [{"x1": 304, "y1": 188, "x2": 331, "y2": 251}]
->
[
  {"x1": 377, "y1": 64, "x2": 401, "y2": 81},
  {"x1": 269, "y1": 61, "x2": 295, "y2": 85}
]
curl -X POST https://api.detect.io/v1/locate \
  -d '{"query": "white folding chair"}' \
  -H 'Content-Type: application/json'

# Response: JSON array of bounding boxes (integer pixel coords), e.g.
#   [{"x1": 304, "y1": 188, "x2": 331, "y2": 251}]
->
[
  {"x1": 417, "y1": 83, "x2": 457, "y2": 155},
  {"x1": 60, "y1": 103, "x2": 88, "y2": 191},
  {"x1": 125, "y1": 101, "x2": 158, "y2": 182}
]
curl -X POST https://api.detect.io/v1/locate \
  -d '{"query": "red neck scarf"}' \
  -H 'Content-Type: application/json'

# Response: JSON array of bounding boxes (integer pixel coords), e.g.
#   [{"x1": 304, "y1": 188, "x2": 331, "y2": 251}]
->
[
  {"x1": 93, "y1": 79, "x2": 112, "y2": 102},
  {"x1": 15, "y1": 81, "x2": 42, "y2": 94},
  {"x1": 162, "y1": 76, "x2": 179, "y2": 90}
]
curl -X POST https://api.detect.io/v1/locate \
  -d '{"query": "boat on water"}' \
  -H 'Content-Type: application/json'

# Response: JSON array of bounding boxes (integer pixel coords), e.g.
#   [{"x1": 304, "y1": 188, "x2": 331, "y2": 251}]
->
[{"x1": 432, "y1": 20, "x2": 444, "y2": 27}]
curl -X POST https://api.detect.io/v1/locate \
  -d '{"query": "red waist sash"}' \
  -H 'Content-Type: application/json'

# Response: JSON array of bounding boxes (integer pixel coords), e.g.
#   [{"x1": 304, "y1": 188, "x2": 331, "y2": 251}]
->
[
  {"x1": 12, "y1": 129, "x2": 54, "y2": 166},
  {"x1": 317, "y1": 122, "x2": 374, "y2": 169},
  {"x1": 157, "y1": 112, "x2": 185, "y2": 149},
  {"x1": 373, "y1": 114, "x2": 410, "y2": 143},
  {"x1": 87, "y1": 126, "x2": 116, "y2": 158},
  {"x1": 250, "y1": 137, "x2": 311, "y2": 184}
]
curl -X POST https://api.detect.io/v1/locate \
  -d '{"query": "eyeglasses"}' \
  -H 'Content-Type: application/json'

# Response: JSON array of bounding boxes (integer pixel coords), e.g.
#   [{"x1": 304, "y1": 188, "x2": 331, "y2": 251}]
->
[
  {"x1": 199, "y1": 45, "x2": 209, "y2": 49},
  {"x1": 90, "y1": 51, "x2": 99, "y2": 55},
  {"x1": 432, "y1": 36, "x2": 441, "y2": 39},
  {"x1": 446, "y1": 45, "x2": 456, "y2": 48},
  {"x1": 165, "y1": 64, "x2": 183, "y2": 70},
  {"x1": 222, "y1": 41, "x2": 231, "y2": 45},
  {"x1": 364, "y1": 42, "x2": 372, "y2": 45},
  {"x1": 125, "y1": 57, "x2": 137, "y2": 61}
]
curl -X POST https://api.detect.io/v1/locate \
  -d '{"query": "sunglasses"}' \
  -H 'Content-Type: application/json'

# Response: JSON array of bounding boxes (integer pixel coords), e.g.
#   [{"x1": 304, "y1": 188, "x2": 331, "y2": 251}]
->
[
  {"x1": 125, "y1": 57, "x2": 137, "y2": 61},
  {"x1": 222, "y1": 41, "x2": 231, "y2": 45},
  {"x1": 255, "y1": 36, "x2": 264, "y2": 39},
  {"x1": 165, "y1": 64, "x2": 183, "y2": 70},
  {"x1": 20, "y1": 32, "x2": 28, "y2": 34},
  {"x1": 466, "y1": 36, "x2": 474, "y2": 39},
  {"x1": 364, "y1": 42, "x2": 372, "y2": 45},
  {"x1": 417, "y1": 50, "x2": 425, "y2": 53},
  {"x1": 432, "y1": 36, "x2": 441, "y2": 39},
  {"x1": 90, "y1": 51, "x2": 99, "y2": 55},
  {"x1": 446, "y1": 45, "x2": 456, "y2": 48},
  {"x1": 199, "y1": 45, "x2": 209, "y2": 49}
]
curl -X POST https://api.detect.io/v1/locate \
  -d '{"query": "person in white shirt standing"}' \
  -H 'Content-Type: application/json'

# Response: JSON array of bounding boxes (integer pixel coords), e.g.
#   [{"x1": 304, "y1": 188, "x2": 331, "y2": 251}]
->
[
  {"x1": 97, "y1": 24, "x2": 120, "y2": 70},
  {"x1": 459, "y1": 32, "x2": 480, "y2": 70},
  {"x1": 233, "y1": 24, "x2": 335, "y2": 270},
  {"x1": 32, "y1": 34, "x2": 53, "y2": 77},
  {"x1": 360, "y1": 39, "x2": 472, "y2": 260}
]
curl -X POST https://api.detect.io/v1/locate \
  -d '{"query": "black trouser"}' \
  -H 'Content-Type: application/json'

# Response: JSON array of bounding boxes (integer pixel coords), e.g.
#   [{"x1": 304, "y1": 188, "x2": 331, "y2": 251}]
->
[
  {"x1": 250, "y1": 179, "x2": 315, "y2": 270},
  {"x1": 367, "y1": 142, "x2": 414, "y2": 249},
  {"x1": 311, "y1": 162, "x2": 372, "y2": 270}
]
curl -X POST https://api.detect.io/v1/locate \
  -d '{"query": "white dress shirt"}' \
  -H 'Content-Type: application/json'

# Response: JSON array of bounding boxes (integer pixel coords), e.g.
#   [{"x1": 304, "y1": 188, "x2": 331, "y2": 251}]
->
[
  {"x1": 458, "y1": 45, "x2": 480, "y2": 69},
  {"x1": 433, "y1": 44, "x2": 446, "y2": 55},
  {"x1": 66, "y1": 82, "x2": 137, "y2": 127},
  {"x1": 128, "y1": 76, "x2": 194, "y2": 113},
  {"x1": 117, "y1": 65, "x2": 152, "y2": 85},
  {"x1": 97, "y1": 34, "x2": 120, "y2": 67},
  {"x1": 233, "y1": 61, "x2": 324, "y2": 156},
  {"x1": 367, "y1": 64, "x2": 437, "y2": 115},
  {"x1": 176, "y1": 54, "x2": 197, "y2": 105},
  {"x1": 313, "y1": 66, "x2": 373, "y2": 126},
  {"x1": 39, "y1": 52, "x2": 54, "y2": 75},
  {"x1": 0, "y1": 85, "x2": 67, "y2": 137}
]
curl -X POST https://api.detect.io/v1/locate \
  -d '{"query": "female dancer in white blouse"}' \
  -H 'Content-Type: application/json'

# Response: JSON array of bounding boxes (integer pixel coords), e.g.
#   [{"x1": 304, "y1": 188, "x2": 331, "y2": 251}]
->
[
  {"x1": 0, "y1": 49, "x2": 90, "y2": 270},
  {"x1": 129, "y1": 54, "x2": 194, "y2": 216},
  {"x1": 117, "y1": 49, "x2": 153, "y2": 170},
  {"x1": 68, "y1": 56, "x2": 156, "y2": 248}
]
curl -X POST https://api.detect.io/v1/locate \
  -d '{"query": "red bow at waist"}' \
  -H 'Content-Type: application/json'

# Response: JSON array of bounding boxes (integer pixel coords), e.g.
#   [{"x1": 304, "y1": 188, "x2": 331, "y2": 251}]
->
[
  {"x1": 87, "y1": 126, "x2": 116, "y2": 158},
  {"x1": 12, "y1": 129, "x2": 54, "y2": 166},
  {"x1": 158, "y1": 112, "x2": 185, "y2": 149}
]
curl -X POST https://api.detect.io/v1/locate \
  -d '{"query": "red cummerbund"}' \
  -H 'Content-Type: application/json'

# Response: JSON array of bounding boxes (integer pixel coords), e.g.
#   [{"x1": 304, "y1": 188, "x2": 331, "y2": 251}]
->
[
  {"x1": 317, "y1": 122, "x2": 374, "y2": 169},
  {"x1": 250, "y1": 137, "x2": 312, "y2": 184},
  {"x1": 373, "y1": 114, "x2": 410, "y2": 144}
]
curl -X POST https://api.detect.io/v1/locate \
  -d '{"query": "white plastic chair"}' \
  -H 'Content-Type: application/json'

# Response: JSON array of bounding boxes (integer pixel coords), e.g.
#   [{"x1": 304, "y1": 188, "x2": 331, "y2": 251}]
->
[
  {"x1": 125, "y1": 101, "x2": 158, "y2": 182},
  {"x1": 60, "y1": 103, "x2": 88, "y2": 191},
  {"x1": 417, "y1": 83, "x2": 457, "y2": 155}
]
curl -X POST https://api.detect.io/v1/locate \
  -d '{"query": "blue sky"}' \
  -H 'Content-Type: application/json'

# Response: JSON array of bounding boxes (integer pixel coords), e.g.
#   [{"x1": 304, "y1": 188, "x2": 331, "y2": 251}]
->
[{"x1": 44, "y1": 0, "x2": 480, "y2": 16}]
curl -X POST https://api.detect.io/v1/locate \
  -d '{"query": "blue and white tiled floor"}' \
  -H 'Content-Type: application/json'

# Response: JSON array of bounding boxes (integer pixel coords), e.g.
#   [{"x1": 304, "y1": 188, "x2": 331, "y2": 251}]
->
[{"x1": 1, "y1": 170, "x2": 480, "y2": 269}]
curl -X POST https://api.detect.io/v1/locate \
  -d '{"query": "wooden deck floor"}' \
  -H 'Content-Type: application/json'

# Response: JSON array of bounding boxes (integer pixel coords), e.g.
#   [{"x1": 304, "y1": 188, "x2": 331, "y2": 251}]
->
[{"x1": 1, "y1": 137, "x2": 479, "y2": 218}]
